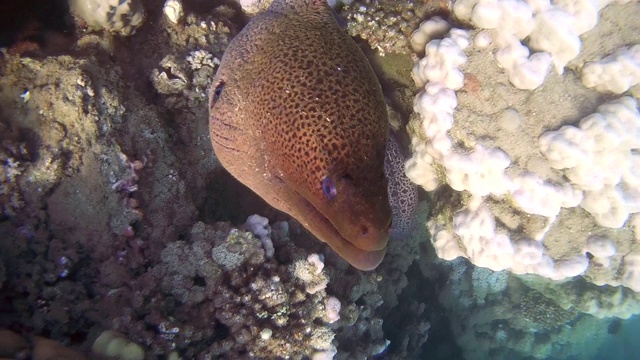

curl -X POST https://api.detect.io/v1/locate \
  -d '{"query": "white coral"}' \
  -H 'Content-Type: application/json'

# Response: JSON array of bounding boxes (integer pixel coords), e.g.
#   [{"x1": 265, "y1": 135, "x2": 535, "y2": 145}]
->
[
  {"x1": 582, "y1": 45, "x2": 640, "y2": 94},
  {"x1": 539, "y1": 97, "x2": 640, "y2": 227},
  {"x1": 443, "y1": 145, "x2": 514, "y2": 197},
  {"x1": 291, "y1": 254, "x2": 329, "y2": 294},
  {"x1": 495, "y1": 37, "x2": 552, "y2": 90},
  {"x1": 412, "y1": 30, "x2": 470, "y2": 89}
]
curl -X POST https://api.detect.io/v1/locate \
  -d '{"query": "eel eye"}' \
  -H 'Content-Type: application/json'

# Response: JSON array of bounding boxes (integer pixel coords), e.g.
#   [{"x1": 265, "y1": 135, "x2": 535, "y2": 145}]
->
[
  {"x1": 211, "y1": 80, "x2": 225, "y2": 105},
  {"x1": 321, "y1": 176, "x2": 337, "y2": 200}
]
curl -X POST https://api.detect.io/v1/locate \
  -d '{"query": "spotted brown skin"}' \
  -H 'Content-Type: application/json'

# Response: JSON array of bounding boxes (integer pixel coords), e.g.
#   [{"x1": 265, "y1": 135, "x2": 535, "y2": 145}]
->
[{"x1": 209, "y1": 0, "x2": 391, "y2": 270}]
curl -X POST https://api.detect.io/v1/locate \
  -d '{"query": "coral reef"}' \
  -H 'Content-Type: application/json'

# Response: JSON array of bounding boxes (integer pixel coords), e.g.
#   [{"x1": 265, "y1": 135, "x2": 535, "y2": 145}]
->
[
  {"x1": 1, "y1": 1, "x2": 639, "y2": 359},
  {"x1": 406, "y1": 0, "x2": 640, "y2": 290},
  {"x1": 416, "y1": 255, "x2": 632, "y2": 360},
  {"x1": 520, "y1": 275, "x2": 640, "y2": 319},
  {"x1": 342, "y1": 0, "x2": 452, "y2": 56},
  {"x1": 0, "y1": 4, "x2": 432, "y2": 356},
  {"x1": 398, "y1": 1, "x2": 640, "y2": 356},
  {"x1": 105, "y1": 221, "x2": 341, "y2": 358}
]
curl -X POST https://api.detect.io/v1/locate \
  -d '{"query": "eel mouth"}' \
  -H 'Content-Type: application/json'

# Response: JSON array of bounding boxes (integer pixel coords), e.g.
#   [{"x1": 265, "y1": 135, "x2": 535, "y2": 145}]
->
[
  {"x1": 322, "y1": 223, "x2": 388, "y2": 271},
  {"x1": 296, "y1": 194, "x2": 388, "y2": 271}
]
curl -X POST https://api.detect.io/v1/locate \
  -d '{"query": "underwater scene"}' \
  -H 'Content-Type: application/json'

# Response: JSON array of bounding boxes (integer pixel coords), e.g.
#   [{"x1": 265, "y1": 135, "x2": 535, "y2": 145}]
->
[{"x1": 1, "y1": 0, "x2": 639, "y2": 359}]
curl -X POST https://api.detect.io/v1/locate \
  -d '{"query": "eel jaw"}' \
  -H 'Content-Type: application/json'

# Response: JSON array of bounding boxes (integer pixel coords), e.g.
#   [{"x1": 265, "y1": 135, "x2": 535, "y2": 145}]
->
[
  {"x1": 238, "y1": 173, "x2": 389, "y2": 270},
  {"x1": 293, "y1": 193, "x2": 388, "y2": 271}
]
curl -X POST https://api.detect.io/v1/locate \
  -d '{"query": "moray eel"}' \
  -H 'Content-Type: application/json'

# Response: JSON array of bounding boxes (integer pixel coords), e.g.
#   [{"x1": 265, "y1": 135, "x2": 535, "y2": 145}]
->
[
  {"x1": 385, "y1": 135, "x2": 419, "y2": 240},
  {"x1": 208, "y1": 0, "x2": 392, "y2": 270}
]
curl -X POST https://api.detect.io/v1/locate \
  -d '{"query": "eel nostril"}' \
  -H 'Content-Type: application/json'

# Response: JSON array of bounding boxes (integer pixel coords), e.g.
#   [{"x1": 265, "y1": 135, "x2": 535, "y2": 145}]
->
[{"x1": 361, "y1": 225, "x2": 369, "y2": 236}]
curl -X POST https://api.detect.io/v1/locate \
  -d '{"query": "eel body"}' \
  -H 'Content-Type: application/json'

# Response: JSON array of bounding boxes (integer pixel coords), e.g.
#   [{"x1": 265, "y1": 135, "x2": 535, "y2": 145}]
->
[{"x1": 208, "y1": 0, "x2": 392, "y2": 270}]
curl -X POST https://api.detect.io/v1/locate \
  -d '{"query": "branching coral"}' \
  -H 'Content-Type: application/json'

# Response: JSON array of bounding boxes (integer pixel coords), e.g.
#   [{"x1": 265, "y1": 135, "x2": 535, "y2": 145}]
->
[{"x1": 112, "y1": 221, "x2": 341, "y2": 358}]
